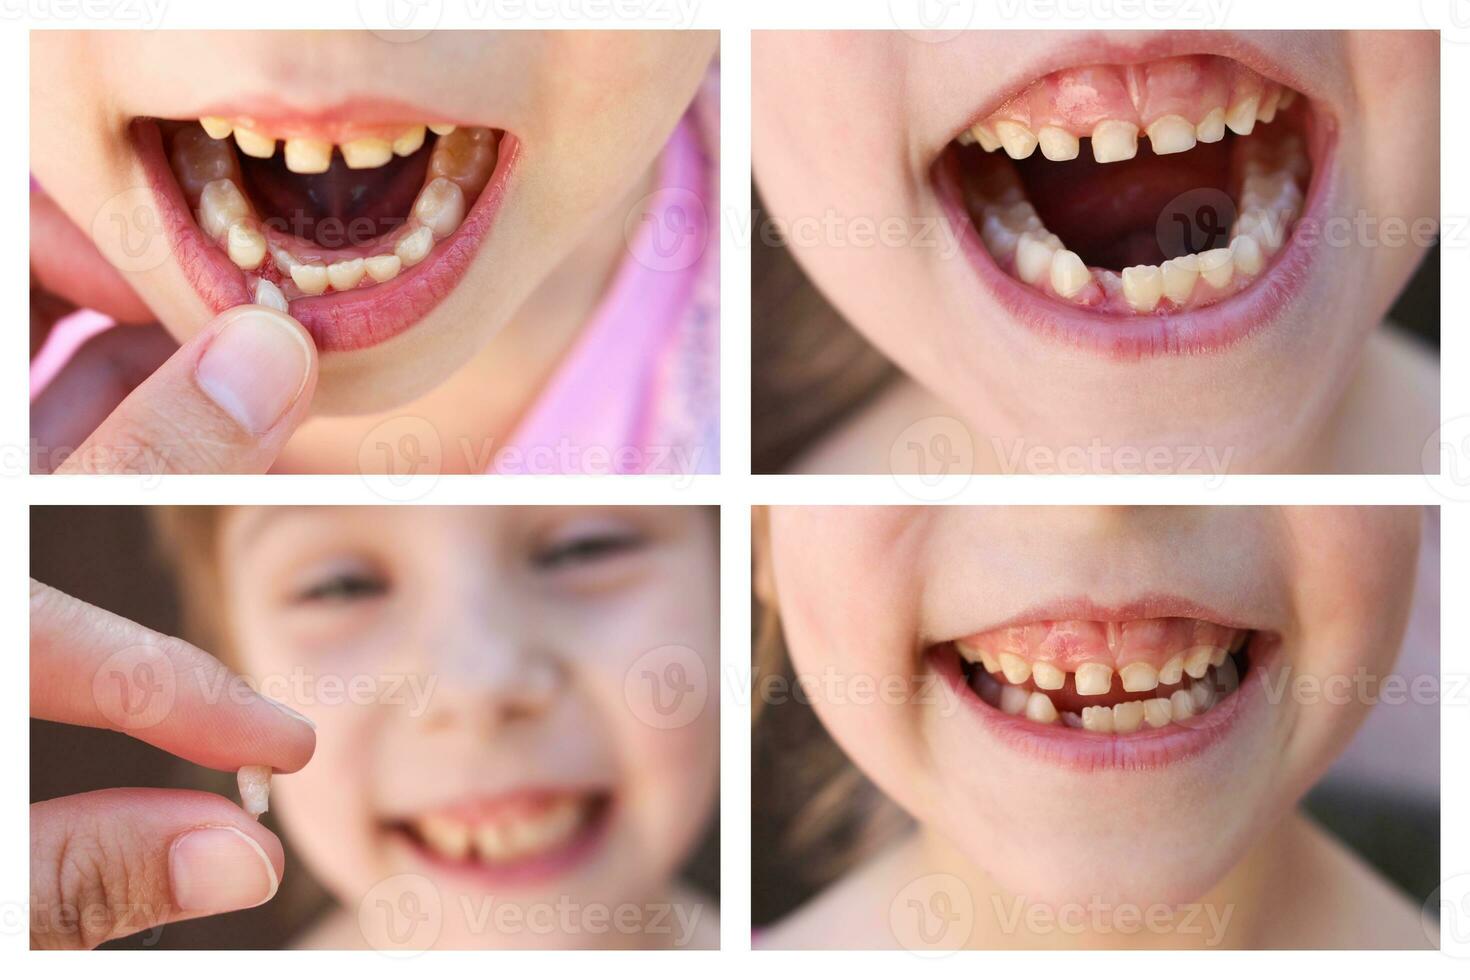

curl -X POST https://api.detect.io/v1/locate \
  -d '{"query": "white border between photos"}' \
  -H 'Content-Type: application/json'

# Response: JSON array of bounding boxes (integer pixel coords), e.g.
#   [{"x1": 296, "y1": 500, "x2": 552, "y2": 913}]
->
[{"x1": 1, "y1": 0, "x2": 1463, "y2": 973}]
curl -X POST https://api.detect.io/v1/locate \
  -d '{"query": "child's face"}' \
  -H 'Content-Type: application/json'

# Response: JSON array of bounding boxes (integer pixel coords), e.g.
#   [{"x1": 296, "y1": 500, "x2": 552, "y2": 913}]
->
[
  {"x1": 765, "y1": 506, "x2": 1419, "y2": 907},
  {"x1": 752, "y1": 31, "x2": 1436, "y2": 472},
  {"x1": 215, "y1": 506, "x2": 718, "y2": 948},
  {"x1": 32, "y1": 31, "x2": 716, "y2": 413}
]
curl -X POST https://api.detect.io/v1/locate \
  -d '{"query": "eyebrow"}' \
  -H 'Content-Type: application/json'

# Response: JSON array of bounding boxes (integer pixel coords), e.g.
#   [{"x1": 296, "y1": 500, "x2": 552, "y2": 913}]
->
[{"x1": 223, "y1": 505, "x2": 328, "y2": 554}]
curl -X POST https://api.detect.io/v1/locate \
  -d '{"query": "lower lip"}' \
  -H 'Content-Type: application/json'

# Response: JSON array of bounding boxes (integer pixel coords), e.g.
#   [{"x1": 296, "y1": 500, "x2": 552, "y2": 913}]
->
[
  {"x1": 385, "y1": 797, "x2": 612, "y2": 890},
  {"x1": 134, "y1": 120, "x2": 519, "y2": 353},
  {"x1": 929, "y1": 116, "x2": 1338, "y2": 360},
  {"x1": 929, "y1": 643, "x2": 1271, "y2": 771}
]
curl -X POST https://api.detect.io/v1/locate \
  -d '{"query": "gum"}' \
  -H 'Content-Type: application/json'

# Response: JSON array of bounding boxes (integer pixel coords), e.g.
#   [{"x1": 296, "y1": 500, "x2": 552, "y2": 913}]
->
[{"x1": 958, "y1": 617, "x2": 1244, "y2": 671}]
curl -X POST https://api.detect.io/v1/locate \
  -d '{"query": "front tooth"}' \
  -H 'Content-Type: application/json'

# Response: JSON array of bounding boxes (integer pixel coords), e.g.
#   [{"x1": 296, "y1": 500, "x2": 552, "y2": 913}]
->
[
  {"x1": 1031, "y1": 662, "x2": 1065, "y2": 691},
  {"x1": 393, "y1": 125, "x2": 427, "y2": 156},
  {"x1": 327, "y1": 257, "x2": 366, "y2": 291},
  {"x1": 1049, "y1": 249, "x2": 1091, "y2": 298},
  {"x1": 234, "y1": 127, "x2": 276, "y2": 158},
  {"x1": 1184, "y1": 646, "x2": 1213, "y2": 679},
  {"x1": 420, "y1": 815, "x2": 470, "y2": 861},
  {"x1": 1225, "y1": 95, "x2": 1260, "y2": 135},
  {"x1": 1081, "y1": 705, "x2": 1115, "y2": 734},
  {"x1": 978, "y1": 649, "x2": 1001, "y2": 674},
  {"x1": 1143, "y1": 697, "x2": 1173, "y2": 728},
  {"x1": 1196, "y1": 248, "x2": 1234, "y2": 289},
  {"x1": 1169, "y1": 689, "x2": 1196, "y2": 720},
  {"x1": 1195, "y1": 107, "x2": 1226, "y2": 143},
  {"x1": 289, "y1": 262, "x2": 329, "y2": 296},
  {"x1": 1112, "y1": 700, "x2": 1145, "y2": 733},
  {"x1": 1161, "y1": 253, "x2": 1200, "y2": 303},
  {"x1": 1037, "y1": 126, "x2": 1079, "y2": 161},
  {"x1": 284, "y1": 137, "x2": 333, "y2": 174},
  {"x1": 254, "y1": 277, "x2": 288, "y2": 312},
  {"x1": 198, "y1": 179, "x2": 249, "y2": 240},
  {"x1": 956, "y1": 640, "x2": 983, "y2": 664},
  {"x1": 1121, "y1": 264, "x2": 1164, "y2": 312},
  {"x1": 364, "y1": 254, "x2": 403, "y2": 283},
  {"x1": 1015, "y1": 230, "x2": 1061, "y2": 285},
  {"x1": 1025, "y1": 691, "x2": 1059, "y2": 724},
  {"x1": 1090, "y1": 120, "x2": 1139, "y2": 163},
  {"x1": 998, "y1": 652, "x2": 1031, "y2": 685},
  {"x1": 999, "y1": 684, "x2": 1029, "y2": 716},
  {"x1": 428, "y1": 123, "x2": 457, "y2": 136},
  {"x1": 1119, "y1": 662, "x2": 1159, "y2": 693},
  {"x1": 1158, "y1": 654, "x2": 1185, "y2": 685},
  {"x1": 971, "y1": 122, "x2": 1001, "y2": 152},
  {"x1": 1257, "y1": 86, "x2": 1282, "y2": 123},
  {"x1": 394, "y1": 225, "x2": 434, "y2": 267},
  {"x1": 412, "y1": 177, "x2": 467, "y2": 240},
  {"x1": 474, "y1": 823, "x2": 511, "y2": 862},
  {"x1": 1074, "y1": 663, "x2": 1113, "y2": 696},
  {"x1": 1230, "y1": 234, "x2": 1264, "y2": 276},
  {"x1": 1146, "y1": 114, "x2": 1196, "y2": 155},
  {"x1": 226, "y1": 223, "x2": 266, "y2": 270},
  {"x1": 1209, "y1": 646, "x2": 1228, "y2": 667},
  {"x1": 341, "y1": 137, "x2": 393, "y2": 169},
  {"x1": 199, "y1": 116, "x2": 234, "y2": 140},
  {"x1": 994, "y1": 120, "x2": 1037, "y2": 159}
]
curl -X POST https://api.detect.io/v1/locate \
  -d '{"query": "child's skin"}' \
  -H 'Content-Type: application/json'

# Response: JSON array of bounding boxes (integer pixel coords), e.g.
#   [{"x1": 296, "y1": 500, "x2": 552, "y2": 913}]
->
[
  {"x1": 756, "y1": 506, "x2": 1431, "y2": 949},
  {"x1": 215, "y1": 506, "x2": 720, "y2": 949},
  {"x1": 32, "y1": 31, "x2": 717, "y2": 472},
  {"x1": 752, "y1": 31, "x2": 1438, "y2": 474}
]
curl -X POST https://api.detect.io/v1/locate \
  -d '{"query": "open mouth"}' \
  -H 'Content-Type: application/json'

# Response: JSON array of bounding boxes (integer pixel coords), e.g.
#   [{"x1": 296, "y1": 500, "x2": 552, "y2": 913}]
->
[
  {"x1": 385, "y1": 789, "x2": 611, "y2": 887},
  {"x1": 139, "y1": 108, "x2": 516, "y2": 351},
  {"x1": 934, "y1": 52, "x2": 1331, "y2": 354}
]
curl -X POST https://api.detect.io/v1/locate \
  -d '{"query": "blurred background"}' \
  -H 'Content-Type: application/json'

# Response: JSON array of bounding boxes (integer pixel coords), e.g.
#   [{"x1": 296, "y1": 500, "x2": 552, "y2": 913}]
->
[{"x1": 31, "y1": 506, "x2": 720, "y2": 949}]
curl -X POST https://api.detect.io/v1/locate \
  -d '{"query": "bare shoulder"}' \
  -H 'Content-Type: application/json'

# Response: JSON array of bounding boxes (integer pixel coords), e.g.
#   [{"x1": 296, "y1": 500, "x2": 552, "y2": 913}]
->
[{"x1": 1325, "y1": 325, "x2": 1440, "y2": 474}]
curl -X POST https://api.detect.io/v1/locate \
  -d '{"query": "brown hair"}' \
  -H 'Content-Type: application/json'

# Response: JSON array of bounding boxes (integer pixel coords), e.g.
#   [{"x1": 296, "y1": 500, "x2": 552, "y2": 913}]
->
[
  {"x1": 751, "y1": 185, "x2": 899, "y2": 473},
  {"x1": 148, "y1": 507, "x2": 231, "y2": 659}
]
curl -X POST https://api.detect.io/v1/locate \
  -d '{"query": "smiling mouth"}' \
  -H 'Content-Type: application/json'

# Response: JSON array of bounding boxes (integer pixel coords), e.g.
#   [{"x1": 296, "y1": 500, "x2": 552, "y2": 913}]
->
[
  {"x1": 937, "y1": 52, "x2": 1325, "y2": 334},
  {"x1": 139, "y1": 109, "x2": 516, "y2": 351}
]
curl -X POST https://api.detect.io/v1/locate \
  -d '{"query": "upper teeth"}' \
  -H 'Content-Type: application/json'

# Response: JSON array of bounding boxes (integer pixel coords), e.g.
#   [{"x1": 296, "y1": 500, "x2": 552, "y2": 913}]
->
[
  {"x1": 412, "y1": 799, "x2": 587, "y2": 865},
  {"x1": 196, "y1": 116, "x2": 456, "y2": 173}
]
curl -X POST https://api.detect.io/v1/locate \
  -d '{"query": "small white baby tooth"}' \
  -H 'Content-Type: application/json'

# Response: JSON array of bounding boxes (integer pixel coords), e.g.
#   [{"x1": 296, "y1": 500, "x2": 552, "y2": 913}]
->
[
  {"x1": 1119, "y1": 662, "x2": 1160, "y2": 693},
  {"x1": 1277, "y1": 87, "x2": 1298, "y2": 110},
  {"x1": 419, "y1": 815, "x2": 471, "y2": 861},
  {"x1": 1090, "y1": 120, "x2": 1139, "y2": 163},
  {"x1": 290, "y1": 262, "x2": 329, "y2": 296},
  {"x1": 998, "y1": 652, "x2": 1032, "y2": 685},
  {"x1": 1025, "y1": 691, "x2": 1059, "y2": 724},
  {"x1": 1231, "y1": 234, "x2": 1264, "y2": 276},
  {"x1": 234, "y1": 127, "x2": 276, "y2": 158},
  {"x1": 1169, "y1": 689, "x2": 1196, "y2": 720},
  {"x1": 1146, "y1": 114, "x2": 1196, "y2": 155},
  {"x1": 955, "y1": 640, "x2": 984, "y2": 664},
  {"x1": 956, "y1": 128, "x2": 977, "y2": 146},
  {"x1": 198, "y1": 179, "x2": 250, "y2": 240},
  {"x1": 1257, "y1": 85, "x2": 1282, "y2": 123},
  {"x1": 1015, "y1": 230, "x2": 1061, "y2": 285},
  {"x1": 1049, "y1": 249, "x2": 1091, "y2": 298},
  {"x1": 1197, "y1": 248, "x2": 1234, "y2": 289},
  {"x1": 1061, "y1": 711, "x2": 1084, "y2": 729},
  {"x1": 253, "y1": 277, "x2": 288, "y2": 312},
  {"x1": 1112, "y1": 700, "x2": 1145, "y2": 734},
  {"x1": 999, "y1": 684, "x2": 1029, "y2": 716},
  {"x1": 1037, "y1": 126, "x2": 1079, "y2": 161},
  {"x1": 200, "y1": 116, "x2": 234, "y2": 140},
  {"x1": 994, "y1": 120, "x2": 1038, "y2": 159},
  {"x1": 1195, "y1": 107, "x2": 1227, "y2": 143},
  {"x1": 1121, "y1": 264, "x2": 1164, "y2": 312},
  {"x1": 393, "y1": 124, "x2": 427, "y2": 156},
  {"x1": 412, "y1": 176, "x2": 467, "y2": 240},
  {"x1": 1081, "y1": 705, "x2": 1115, "y2": 734},
  {"x1": 394, "y1": 225, "x2": 434, "y2": 267},
  {"x1": 226, "y1": 223, "x2": 266, "y2": 270},
  {"x1": 1031, "y1": 662, "x2": 1066, "y2": 691},
  {"x1": 364, "y1": 254, "x2": 402, "y2": 283},
  {"x1": 269, "y1": 243, "x2": 299, "y2": 275},
  {"x1": 284, "y1": 137, "x2": 333, "y2": 174},
  {"x1": 341, "y1": 137, "x2": 393, "y2": 169},
  {"x1": 1225, "y1": 95, "x2": 1260, "y2": 135},
  {"x1": 978, "y1": 649, "x2": 1001, "y2": 674},
  {"x1": 1143, "y1": 697, "x2": 1173, "y2": 728},
  {"x1": 428, "y1": 123, "x2": 457, "y2": 136},
  {"x1": 1158, "y1": 654, "x2": 1185, "y2": 686},
  {"x1": 237, "y1": 765, "x2": 271, "y2": 819},
  {"x1": 971, "y1": 122, "x2": 1001, "y2": 152},
  {"x1": 1074, "y1": 662, "x2": 1113, "y2": 697},
  {"x1": 1184, "y1": 646, "x2": 1213, "y2": 679},
  {"x1": 1161, "y1": 253, "x2": 1200, "y2": 304},
  {"x1": 327, "y1": 257, "x2": 366, "y2": 291}
]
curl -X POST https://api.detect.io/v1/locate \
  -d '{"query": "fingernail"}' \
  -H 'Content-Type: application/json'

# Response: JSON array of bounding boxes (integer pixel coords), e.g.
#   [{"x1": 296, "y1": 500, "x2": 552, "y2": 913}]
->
[
  {"x1": 263, "y1": 694, "x2": 316, "y2": 730},
  {"x1": 195, "y1": 308, "x2": 312, "y2": 435},
  {"x1": 169, "y1": 826, "x2": 279, "y2": 913}
]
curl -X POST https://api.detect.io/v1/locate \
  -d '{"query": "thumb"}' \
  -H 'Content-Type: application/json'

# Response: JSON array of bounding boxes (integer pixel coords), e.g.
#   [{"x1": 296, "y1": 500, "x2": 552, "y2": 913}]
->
[{"x1": 55, "y1": 305, "x2": 317, "y2": 474}]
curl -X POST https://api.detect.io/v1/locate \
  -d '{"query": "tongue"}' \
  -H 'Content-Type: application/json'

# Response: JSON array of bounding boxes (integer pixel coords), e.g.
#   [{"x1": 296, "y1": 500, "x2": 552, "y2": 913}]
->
[
  {"x1": 239, "y1": 140, "x2": 434, "y2": 249},
  {"x1": 1013, "y1": 136, "x2": 1236, "y2": 269}
]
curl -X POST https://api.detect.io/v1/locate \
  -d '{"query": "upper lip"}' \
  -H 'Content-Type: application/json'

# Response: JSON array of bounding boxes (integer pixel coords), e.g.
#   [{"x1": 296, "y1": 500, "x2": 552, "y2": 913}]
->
[
  {"x1": 182, "y1": 94, "x2": 482, "y2": 140},
  {"x1": 940, "y1": 593, "x2": 1273, "y2": 642}
]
